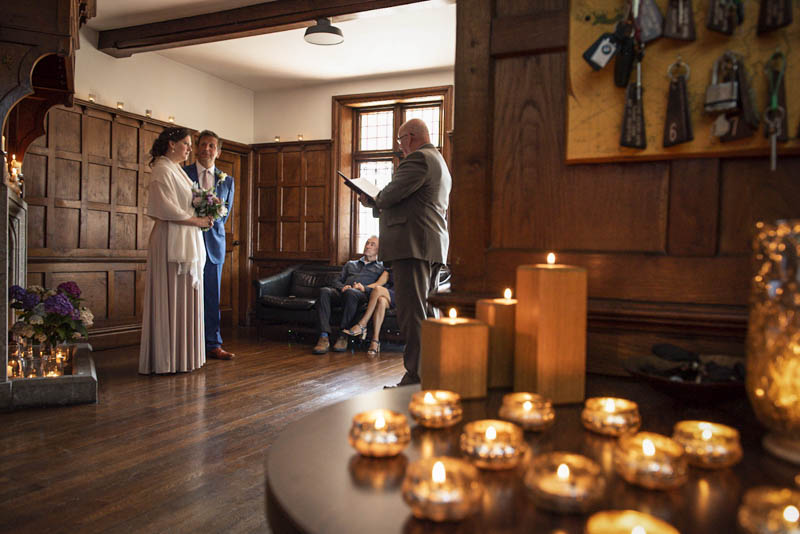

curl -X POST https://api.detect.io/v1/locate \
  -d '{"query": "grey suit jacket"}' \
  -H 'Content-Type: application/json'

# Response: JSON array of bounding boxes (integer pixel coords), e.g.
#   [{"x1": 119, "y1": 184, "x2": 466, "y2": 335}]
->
[{"x1": 374, "y1": 144, "x2": 451, "y2": 263}]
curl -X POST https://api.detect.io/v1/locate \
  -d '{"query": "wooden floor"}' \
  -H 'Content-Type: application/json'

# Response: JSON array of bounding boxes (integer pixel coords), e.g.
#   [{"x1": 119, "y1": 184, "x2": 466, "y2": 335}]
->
[{"x1": 0, "y1": 328, "x2": 406, "y2": 533}]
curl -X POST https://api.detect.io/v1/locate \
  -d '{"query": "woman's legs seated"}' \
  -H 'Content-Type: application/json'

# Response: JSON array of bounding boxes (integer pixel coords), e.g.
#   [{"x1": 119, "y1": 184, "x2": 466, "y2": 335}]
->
[{"x1": 345, "y1": 285, "x2": 389, "y2": 337}]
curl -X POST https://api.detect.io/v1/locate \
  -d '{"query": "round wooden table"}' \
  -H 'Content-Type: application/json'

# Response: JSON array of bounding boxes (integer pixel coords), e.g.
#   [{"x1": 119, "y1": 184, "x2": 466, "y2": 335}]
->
[{"x1": 266, "y1": 376, "x2": 796, "y2": 534}]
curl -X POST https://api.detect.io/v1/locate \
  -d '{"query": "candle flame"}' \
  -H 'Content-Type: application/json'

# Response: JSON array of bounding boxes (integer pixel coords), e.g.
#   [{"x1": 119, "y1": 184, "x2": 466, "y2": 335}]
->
[
  {"x1": 631, "y1": 527, "x2": 646, "y2": 534},
  {"x1": 423, "y1": 392, "x2": 435, "y2": 404},
  {"x1": 547, "y1": 252, "x2": 556, "y2": 265},
  {"x1": 698, "y1": 422, "x2": 713, "y2": 440},
  {"x1": 448, "y1": 308, "x2": 457, "y2": 319},
  {"x1": 432, "y1": 461, "x2": 446, "y2": 484},
  {"x1": 785, "y1": 505, "x2": 799, "y2": 522},
  {"x1": 485, "y1": 426, "x2": 497, "y2": 440},
  {"x1": 374, "y1": 415, "x2": 386, "y2": 430},
  {"x1": 642, "y1": 438, "x2": 656, "y2": 457},
  {"x1": 556, "y1": 463, "x2": 570, "y2": 480},
  {"x1": 603, "y1": 398, "x2": 616, "y2": 412},
  {"x1": 522, "y1": 400, "x2": 532, "y2": 411},
  {"x1": 504, "y1": 288, "x2": 512, "y2": 299}
]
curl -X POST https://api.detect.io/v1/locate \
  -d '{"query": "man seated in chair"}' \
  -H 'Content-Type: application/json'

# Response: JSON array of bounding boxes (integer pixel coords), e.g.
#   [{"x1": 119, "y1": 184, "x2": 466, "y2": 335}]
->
[{"x1": 313, "y1": 236, "x2": 384, "y2": 354}]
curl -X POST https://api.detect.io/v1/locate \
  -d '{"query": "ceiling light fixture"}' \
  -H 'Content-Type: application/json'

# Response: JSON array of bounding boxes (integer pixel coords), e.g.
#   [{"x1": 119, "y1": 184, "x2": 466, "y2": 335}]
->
[{"x1": 304, "y1": 18, "x2": 344, "y2": 46}]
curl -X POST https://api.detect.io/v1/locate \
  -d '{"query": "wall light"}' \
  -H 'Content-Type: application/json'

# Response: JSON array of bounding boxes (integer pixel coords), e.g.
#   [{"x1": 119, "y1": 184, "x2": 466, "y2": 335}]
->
[
  {"x1": 297, "y1": 134, "x2": 304, "y2": 141},
  {"x1": 116, "y1": 101, "x2": 124, "y2": 110},
  {"x1": 274, "y1": 135, "x2": 280, "y2": 142},
  {"x1": 87, "y1": 94, "x2": 96, "y2": 103},
  {"x1": 168, "y1": 116, "x2": 175, "y2": 123},
  {"x1": 145, "y1": 109, "x2": 152, "y2": 118}
]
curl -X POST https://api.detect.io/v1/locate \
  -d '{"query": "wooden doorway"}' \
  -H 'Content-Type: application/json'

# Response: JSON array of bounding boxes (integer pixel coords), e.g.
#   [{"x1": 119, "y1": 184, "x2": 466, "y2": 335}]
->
[{"x1": 215, "y1": 148, "x2": 242, "y2": 327}]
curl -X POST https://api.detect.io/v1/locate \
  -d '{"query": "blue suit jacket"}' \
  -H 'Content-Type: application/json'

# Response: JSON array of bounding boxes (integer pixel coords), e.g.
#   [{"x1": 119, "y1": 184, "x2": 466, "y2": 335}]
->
[{"x1": 183, "y1": 163, "x2": 234, "y2": 265}]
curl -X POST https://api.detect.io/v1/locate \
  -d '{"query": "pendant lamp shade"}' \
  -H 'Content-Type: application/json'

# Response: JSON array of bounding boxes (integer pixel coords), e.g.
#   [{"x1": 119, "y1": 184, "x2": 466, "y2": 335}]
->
[{"x1": 304, "y1": 18, "x2": 344, "y2": 45}]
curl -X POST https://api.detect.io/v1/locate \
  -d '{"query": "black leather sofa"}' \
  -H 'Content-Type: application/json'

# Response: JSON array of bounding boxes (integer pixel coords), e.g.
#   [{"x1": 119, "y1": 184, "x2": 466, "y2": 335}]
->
[{"x1": 253, "y1": 263, "x2": 450, "y2": 342}]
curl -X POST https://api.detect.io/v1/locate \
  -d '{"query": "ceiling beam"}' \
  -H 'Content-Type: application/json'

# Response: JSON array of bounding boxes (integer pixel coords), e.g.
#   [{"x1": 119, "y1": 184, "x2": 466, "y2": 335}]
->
[{"x1": 97, "y1": 0, "x2": 428, "y2": 57}]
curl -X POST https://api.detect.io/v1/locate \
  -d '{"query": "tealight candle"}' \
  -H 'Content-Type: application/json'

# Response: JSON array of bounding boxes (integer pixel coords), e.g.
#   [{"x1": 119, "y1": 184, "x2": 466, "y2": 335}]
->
[
  {"x1": 738, "y1": 486, "x2": 800, "y2": 534},
  {"x1": 672, "y1": 420, "x2": 743, "y2": 469},
  {"x1": 581, "y1": 397, "x2": 641, "y2": 437},
  {"x1": 498, "y1": 392, "x2": 555, "y2": 431},
  {"x1": 348, "y1": 409, "x2": 411, "y2": 457},
  {"x1": 459, "y1": 419, "x2": 526, "y2": 470},
  {"x1": 408, "y1": 390, "x2": 463, "y2": 428},
  {"x1": 614, "y1": 432, "x2": 688, "y2": 490},
  {"x1": 476, "y1": 288, "x2": 517, "y2": 388},
  {"x1": 402, "y1": 457, "x2": 483, "y2": 522},
  {"x1": 586, "y1": 510, "x2": 680, "y2": 534},
  {"x1": 524, "y1": 452, "x2": 606, "y2": 514}
]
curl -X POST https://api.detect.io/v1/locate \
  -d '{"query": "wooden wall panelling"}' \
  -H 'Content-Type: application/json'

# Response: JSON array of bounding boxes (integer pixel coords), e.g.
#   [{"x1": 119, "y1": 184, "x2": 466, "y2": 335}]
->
[
  {"x1": 332, "y1": 103, "x2": 355, "y2": 265},
  {"x1": 718, "y1": 157, "x2": 800, "y2": 255},
  {"x1": 667, "y1": 159, "x2": 719, "y2": 256},
  {"x1": 451, "y1": 0, "x2": 492, "y2": 292},
  {"x1": 252, "y1": 141, "x2": 331, "y2": 260}
]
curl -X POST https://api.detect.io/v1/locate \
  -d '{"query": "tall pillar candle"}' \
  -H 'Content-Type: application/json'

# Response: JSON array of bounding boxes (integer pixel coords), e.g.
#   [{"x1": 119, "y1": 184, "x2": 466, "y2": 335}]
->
[
  {"x1": 476, "y1": 288, "x2": 516, "y2": 388},
  {"x1": 421, "y1": 309, "x2": 489, "y2": 399},
  {"x1": 515, "y1": 253, "x2": 587, "y2": 404}
]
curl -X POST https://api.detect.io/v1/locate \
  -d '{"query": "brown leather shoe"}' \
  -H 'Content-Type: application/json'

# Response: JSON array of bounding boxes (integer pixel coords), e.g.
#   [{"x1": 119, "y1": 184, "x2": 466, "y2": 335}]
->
[
  {"x1": 208, "y1": 347, "x2": 235, "y2": 360},
  {"x1": 332, "y1": 336, "x2": 349, "y2": 352},
  {"x1": 312, "y1": 336, "x2": 330, "y2": 354}
]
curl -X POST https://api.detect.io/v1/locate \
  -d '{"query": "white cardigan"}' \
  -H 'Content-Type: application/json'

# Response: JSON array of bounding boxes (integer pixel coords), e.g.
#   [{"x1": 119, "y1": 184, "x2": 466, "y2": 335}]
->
[{"x1": 146, "y1": 156, "x2": 206, "y2": 288}]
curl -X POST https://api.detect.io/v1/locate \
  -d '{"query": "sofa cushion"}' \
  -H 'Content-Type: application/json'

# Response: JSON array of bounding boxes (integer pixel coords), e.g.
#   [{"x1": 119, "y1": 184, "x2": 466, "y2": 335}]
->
[
  {"x1": 290, "y1": 272, "x2": 319, "y2": 298},
  {"x1": 258, "y1": 294, "x2": 316, "y2": 311}
]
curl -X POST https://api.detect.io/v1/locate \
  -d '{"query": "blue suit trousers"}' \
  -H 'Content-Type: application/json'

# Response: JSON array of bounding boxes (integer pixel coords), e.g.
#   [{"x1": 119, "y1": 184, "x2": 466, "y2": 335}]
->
[{"x1": 204, "y1": 252, "x2": 224, "y2": 349}]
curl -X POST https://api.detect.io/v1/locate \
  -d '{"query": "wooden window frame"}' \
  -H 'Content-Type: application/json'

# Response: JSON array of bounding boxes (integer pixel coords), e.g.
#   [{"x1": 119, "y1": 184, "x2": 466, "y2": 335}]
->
[{"x1": 332, "y1": 85, "x2": 453, "y2": 264}]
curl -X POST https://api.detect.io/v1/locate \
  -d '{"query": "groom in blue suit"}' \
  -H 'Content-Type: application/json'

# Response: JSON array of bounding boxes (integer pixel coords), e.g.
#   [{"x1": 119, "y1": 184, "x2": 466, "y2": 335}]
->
[{"x1": 184, "y1": 130, "x2": 236, "y2": 360}]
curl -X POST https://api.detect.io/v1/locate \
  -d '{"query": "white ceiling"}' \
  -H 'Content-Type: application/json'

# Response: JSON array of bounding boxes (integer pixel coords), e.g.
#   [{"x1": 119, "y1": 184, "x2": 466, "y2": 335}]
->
[{"x1": 87, "y1": 0, "x2": 456, "y2": 92}]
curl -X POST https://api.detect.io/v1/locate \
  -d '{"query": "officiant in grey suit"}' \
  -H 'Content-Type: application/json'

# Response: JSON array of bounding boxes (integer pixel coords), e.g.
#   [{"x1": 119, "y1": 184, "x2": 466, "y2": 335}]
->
[{"x1": 362, "y1": 118, "x2": 451, "y2": 387}]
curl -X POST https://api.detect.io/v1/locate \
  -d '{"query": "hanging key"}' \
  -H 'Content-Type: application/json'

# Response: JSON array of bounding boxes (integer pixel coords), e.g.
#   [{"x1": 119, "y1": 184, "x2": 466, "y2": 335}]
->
[
  {"x1": 733, "y1": 55, "x2": 760, "y2": 131},
  {"x1": 764, "y1": 107, "x2": 784, "y2": 171},
  {"x1": 763, "y1": 52, "x2": 789, "y2": 142},
  {"x1": 583, "y1": 32, "x2": 619, "y2": 70},
  {"x1": 621, "y1": 52, "x2": 646, "y2": 149},
  {"x1": 663, "y1": 58, "x2": 694, "y2": 147},
  {"x1": 637, "y1": 0, "x2": 664, "y2": 42},
  {"x1": 664, "y1": 0, "x2": 697, "y2": 41},
  {"x1": 614, "y1": 22, "x2": 636, "y2": 87},
  {"x1": 758, "y1": 0, "x2": 792, "y2": 33}
]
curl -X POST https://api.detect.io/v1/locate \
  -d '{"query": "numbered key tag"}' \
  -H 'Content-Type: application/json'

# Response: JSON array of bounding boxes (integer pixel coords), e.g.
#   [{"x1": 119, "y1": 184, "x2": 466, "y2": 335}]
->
[
  {"x1": 735, "y1": 60, "x2": 760, "y2": 130},
  {"x1": 663, "y1": 62, "x2": 694, "y2": 147},
  {"x1": 664, "y1": 0, "x2": 697, "y2": 41},
  {"x1": 707, "y1": 0, "x2": 735, "y2": 34},
  {"x1": 758, "y1": 0, "x2": 793, "y2": 34},
  {"x1": 583, "y1": 33, "x2": 619, "y2": 70},
  {"x1": 637, "y1": 0, "x2": 665, "y2": 42},
  {"x1": 711, "y1": 113, "x2": 730, "y2": 137},
  {"x1": 621, "y1": 61, "x2": 646, "y2": 148},
  {"x1": 720, "y1": 114, "x2": 755, "y2": 142},
  {"x1": 614, "y1": 24, "x2": 636, "y2": 87}
]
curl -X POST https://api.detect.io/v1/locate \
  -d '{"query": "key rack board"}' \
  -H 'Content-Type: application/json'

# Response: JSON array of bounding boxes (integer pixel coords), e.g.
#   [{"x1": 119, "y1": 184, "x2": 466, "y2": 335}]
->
[{"x1": 567, "y1": 0, "x2": 800, "y2": 163}]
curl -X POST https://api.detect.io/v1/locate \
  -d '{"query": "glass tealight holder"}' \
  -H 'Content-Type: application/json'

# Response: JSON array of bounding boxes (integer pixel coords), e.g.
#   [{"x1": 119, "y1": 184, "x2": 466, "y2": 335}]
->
[
  {"x1": 408, "y1": 390, "x2": 463, "y2": 428},
  {"x1": 402, "y1": 456, "x2": 483, "y2": 522},
  {"x1": 672, "y1": 420, "x2": 743, "y2": 469},
  {"x1": 459, "y1": 419, "x2": 526, "y2": 470},
  {"x1": 498, "y1": 392, "x2": 555, "y2": 431},
  {"x1": 746, "y1": 219, "x2": 800, "y2": 464},
  {"x1": 737, "y1": 486, "x2": 800, "y2": 534},
  {"x1": 348, "y1": 409, "x2": 410, "y2": 457},
  {"x1": 585, "y1": 510, "x2": 680, "y2": 534},
  {"x1": 524, "y1": 452, "x2": 606, "y2": 514},
  {"x1": 581, "y1": 397, "x2": 641, "y2": 437},
  {"x1": 613, "y1": 431, "x2": 688, "y2": 490}
]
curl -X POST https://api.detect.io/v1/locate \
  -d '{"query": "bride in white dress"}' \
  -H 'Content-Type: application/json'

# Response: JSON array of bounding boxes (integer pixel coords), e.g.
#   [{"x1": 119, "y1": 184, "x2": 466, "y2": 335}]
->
[{"x1": 139, "y1": 127, "x2": 214, "y2": 374}]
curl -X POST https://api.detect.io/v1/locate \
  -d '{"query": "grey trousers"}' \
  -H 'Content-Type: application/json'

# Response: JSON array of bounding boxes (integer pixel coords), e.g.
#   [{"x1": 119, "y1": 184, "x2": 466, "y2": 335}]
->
[{"x1": 391, "y1": 259, "x2": 442, "y2": 380}]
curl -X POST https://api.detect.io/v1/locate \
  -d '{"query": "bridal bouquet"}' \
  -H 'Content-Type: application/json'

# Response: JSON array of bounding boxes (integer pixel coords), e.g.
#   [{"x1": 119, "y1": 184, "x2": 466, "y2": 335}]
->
[{"x1": 191, "y1": 186, "x2": 228, "y2": 232}]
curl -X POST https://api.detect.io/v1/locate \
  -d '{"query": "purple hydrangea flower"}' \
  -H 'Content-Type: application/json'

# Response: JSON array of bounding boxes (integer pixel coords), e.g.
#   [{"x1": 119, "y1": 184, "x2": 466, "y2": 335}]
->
[
  {"x1": 44, "y1": 293, "x2": 74, "y2": 317},
  {"x1": 22, "y1": 292, "x2": 41, "y2": 311},
  {"x1": 57, "y1": 281, "x2": 81, "y2": 299},
  {"x1": 9, "y1": 285, "x2": 26, "y2": 302}
]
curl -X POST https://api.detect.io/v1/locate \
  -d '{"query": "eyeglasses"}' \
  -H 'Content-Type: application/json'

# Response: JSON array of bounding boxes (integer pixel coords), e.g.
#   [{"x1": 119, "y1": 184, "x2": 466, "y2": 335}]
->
[{"x1": 396, "y1": 133, "x2": 412, "y2": 143}]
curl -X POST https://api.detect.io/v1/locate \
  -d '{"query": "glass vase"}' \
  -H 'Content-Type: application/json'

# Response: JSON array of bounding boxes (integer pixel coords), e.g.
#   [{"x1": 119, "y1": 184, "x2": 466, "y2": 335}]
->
[{"x1": 746, "y1": 219, "x2": 800, "y2": 464}]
